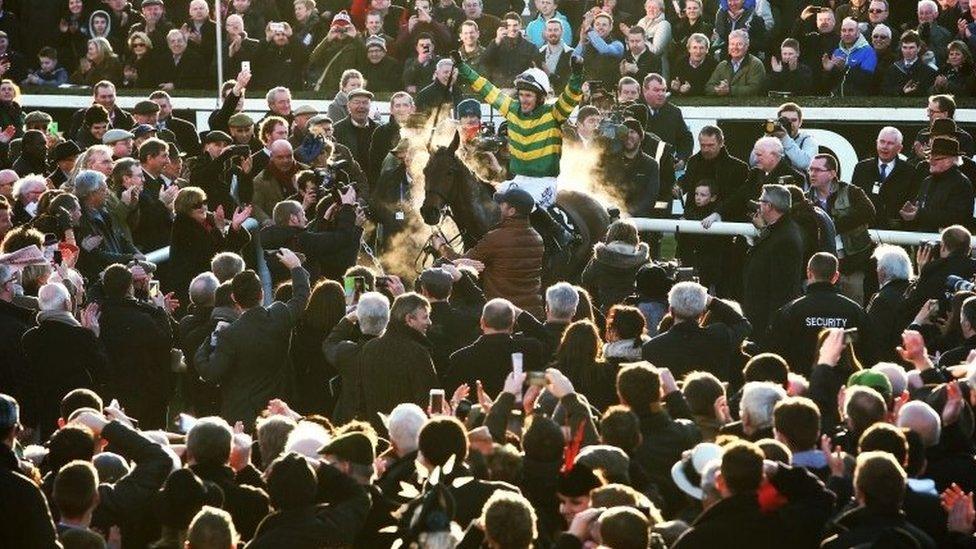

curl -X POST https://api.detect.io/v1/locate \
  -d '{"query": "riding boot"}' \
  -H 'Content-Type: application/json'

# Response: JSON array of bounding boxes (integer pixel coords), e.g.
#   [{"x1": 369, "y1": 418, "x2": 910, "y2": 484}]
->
[{"x1": 529, "y1": 206, "x2": 573, "y2": 251}]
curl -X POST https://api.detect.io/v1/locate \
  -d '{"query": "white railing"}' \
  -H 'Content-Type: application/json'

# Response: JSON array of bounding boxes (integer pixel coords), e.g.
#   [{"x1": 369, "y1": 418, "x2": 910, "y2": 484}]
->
[{"x1": 627, "y1": 218, "x2": 942, "y2": 247}]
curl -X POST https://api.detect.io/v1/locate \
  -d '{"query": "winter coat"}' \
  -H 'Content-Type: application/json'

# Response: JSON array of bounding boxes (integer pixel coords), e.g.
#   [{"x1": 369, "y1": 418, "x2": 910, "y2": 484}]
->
[
  {"x1": 178, "y1": 305, "x2": 223, "y2": 416},
  {"x1": 247, "y1": 466, "x2": 369, "y2": 549},
  {"x1": 22, "y1": 318, "x2": 109, "y2": 438},
  {"x1": 190, "y1": 463, "x2": 271, "y2": 542},
  {"x1": 446, "y1": 332, "x2": 546, "y2": 397},
  {"x1": 323, "y1": 317, "x2": 378, "y2": 424},
  {"x1": 910, "y1": 165, "x2": 974, "y2": 233},
  {"x1": 633, "y1": 407, "x2": 701, "y2": 517},
  {"x1": 76, "y1": 206, "x2": 141, "y2": 280},
  {"x1": 196, "y1": 267, "x2": 311, "y2": 424},
  {"x1": 360, "y1": 55, "x2": 403, "y2": 94},
  {"x1": 446, "y1": 215, "x2": 545, "y2": 317},
  {"x1": 672, "y1": 492, "x2": 778, "y2": 548},
  {"x1": 359, "y1": 321, "x2": 439, "y2": 431},
  {"x1": 882, "y1": 58, "x2": 937, "y2": 96},
  {"x1": 866, "y1": 278, "x2": 911, "y2": 363},
  {"x1": 97, "y1": 297, "x2": 174, "y2": 430},
  {"x1": 89, "y1": 421, "x2": 175, "y2": 548},
  {"x1": 581, "y1": 241, "x2": 650, "y2": 312},
  {"x1": 642, "y1": 298, "x2": 751, "y2": 381},
  {"x1": 483, "y1": 36, "x2": 540, "y2": 86},
  {"x1": 826, "y1": 35, "x2": 878, "y2": 96},
  {"x1": 0, "y1": 445, "x2": 60, "y2": 549},
  {"x1": 741, "y1": 214, "x2": 805, "y2": 336},
  {"x1": 760, "y1": 282, "x2": 875, "y2": 377},
  {"x1": 264, "y1": 207, "x2": 362, "y2": 284},
  {"x1": 821, "y1": 506, "x2": 936, "y2": 548},
  {"x1": 170, "y1": 212, "x2": 251, "y2": 305},
  {"x1": 705, "y1": 53, "x2": 766, "y2": 96},
  {"x1": 308, "y1": 36, "x2": 365, "y2": 93}
]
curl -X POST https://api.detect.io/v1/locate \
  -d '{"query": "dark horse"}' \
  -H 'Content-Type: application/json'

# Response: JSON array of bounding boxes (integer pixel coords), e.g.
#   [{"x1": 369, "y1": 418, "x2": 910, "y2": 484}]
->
[{"x1": 420, "y1": 133, "x2": 611, "y2": 284}]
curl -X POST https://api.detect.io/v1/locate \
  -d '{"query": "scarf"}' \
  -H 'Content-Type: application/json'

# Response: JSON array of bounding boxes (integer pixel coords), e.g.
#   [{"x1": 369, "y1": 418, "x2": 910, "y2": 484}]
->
[{"x1": 37, "y1": 309, "x2": 81, "y2": 327}]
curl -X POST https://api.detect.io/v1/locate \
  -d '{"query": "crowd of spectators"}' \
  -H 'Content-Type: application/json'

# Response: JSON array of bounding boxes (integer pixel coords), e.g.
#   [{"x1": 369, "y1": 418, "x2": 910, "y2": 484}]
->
[
  {"x1": 0, "y1": 0, "x2": 974, "y2": 96},
  {"x1": 0, "y1": 1, "x2": 976, "y2": 549}
]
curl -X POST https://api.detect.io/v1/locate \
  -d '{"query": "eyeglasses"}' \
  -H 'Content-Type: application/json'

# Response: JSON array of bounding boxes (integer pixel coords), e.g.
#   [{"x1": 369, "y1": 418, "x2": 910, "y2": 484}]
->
[
  {"x1": 808, "y1": 167, "x2": 832, "y2": 173},
  {"x1": 868, "y1": 8, "x2": 886, "y2": 13}
]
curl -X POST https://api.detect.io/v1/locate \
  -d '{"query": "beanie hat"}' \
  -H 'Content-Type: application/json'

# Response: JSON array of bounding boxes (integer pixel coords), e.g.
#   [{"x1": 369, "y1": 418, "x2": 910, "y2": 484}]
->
[
  {"x1": 84, "y1": 104, "x2": 110, "y2": 126},
  {"x1": 557, "y1": 463, "x2": 601, "y2": 497},
  {"x1": 331, "y1": 10, "x2": 353, "y2": 28}
]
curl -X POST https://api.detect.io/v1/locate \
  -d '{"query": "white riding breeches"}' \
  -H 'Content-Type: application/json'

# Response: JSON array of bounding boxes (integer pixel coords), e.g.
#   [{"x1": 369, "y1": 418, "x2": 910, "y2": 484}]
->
[{"x1": 497, "y1": 175, "x2": 559, "y2": 209}]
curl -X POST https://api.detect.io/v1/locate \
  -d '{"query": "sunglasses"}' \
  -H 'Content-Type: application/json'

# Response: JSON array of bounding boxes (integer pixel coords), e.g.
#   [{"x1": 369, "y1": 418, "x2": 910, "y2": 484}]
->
[{"x1": 868, "y1": 8, "x2": 886, "y2": 12}]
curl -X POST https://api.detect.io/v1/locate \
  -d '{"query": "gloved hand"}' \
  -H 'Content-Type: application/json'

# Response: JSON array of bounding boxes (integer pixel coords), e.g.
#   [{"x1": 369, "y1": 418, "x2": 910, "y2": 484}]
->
[
  {"x1": 450, "y1": 50, "x2": 464, "y2": 68},
  {"x1": 570, "y1": 55, "x2": 584, "y2": 77}
]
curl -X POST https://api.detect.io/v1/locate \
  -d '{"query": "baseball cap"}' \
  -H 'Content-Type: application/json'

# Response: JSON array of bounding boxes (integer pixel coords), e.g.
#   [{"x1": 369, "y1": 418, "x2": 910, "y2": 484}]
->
[
  {"x1": 847, "y1": 370, "x2": 893, "y2": 403},
  {"x1": 492, "y1": 187, "x2": 534, "y2": 215}
]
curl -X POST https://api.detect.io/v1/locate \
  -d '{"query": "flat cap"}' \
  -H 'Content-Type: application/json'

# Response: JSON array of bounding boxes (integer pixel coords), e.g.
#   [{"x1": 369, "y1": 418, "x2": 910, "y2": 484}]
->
[
  {"x1": 102, "y1": 129, "x2": 134, "y2": 144},
  {"x1": 228, "y1": 112, "x2": 254, "y2": 127},
  {"x1": 318, "y1": 432, "x2": 375, "y2": 465},
  {"x1": 203, "y1": 130, "x2": 232, "y2": 144},
  {"x1": 24, "y1": 111, "x2": 52, "y2": 126},
  {"x1": 293, "y1": 105, "x2": 319, "y2": 117},
  {"x1": 132, "y1": 100, "x2": 161, "y2": 115},
  {"x1": 347, "y1": 88, "x2": 374, "y2": 100}
]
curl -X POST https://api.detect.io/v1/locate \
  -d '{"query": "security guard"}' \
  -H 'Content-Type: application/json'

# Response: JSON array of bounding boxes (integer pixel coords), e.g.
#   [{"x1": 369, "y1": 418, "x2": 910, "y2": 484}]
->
[{"x1": 760, "y1": 252, "x2": 876, "y2": 377}]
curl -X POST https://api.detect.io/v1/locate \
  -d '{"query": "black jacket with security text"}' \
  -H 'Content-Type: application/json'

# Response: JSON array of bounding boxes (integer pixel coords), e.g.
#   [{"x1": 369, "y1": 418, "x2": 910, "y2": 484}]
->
[{"x1": 761, "y1": 281, "x2": 875, "y2": 377}]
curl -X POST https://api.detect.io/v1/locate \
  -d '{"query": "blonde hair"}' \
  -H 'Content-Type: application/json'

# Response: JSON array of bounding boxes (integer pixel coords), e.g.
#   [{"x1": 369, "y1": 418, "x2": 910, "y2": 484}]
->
[
  {"x1": 88, "y1": 37, "x2": 115, "y2": 63},
  {"x1": 174, "y1": 186, "x2": 208, "y2": 217},
  {"x1": 127, "y1": 31, "x2": 153, "y2": 51}
]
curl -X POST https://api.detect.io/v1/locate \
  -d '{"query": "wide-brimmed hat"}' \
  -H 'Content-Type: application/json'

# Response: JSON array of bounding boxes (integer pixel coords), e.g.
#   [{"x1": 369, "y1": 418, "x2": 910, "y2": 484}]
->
[
  {"x1": 929, "y1": 135, "x2": 961, "y2": 158},
  {"x1": 671, "y1": 443, "x2": 724, "y2": 500}
]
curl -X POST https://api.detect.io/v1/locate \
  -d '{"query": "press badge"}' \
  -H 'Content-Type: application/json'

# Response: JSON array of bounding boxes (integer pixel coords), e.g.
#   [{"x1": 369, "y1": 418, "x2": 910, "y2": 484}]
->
[
  {"x1": 395, "y1": 211, "x2": 405, "y2": 221},
  {"x1": 872, "y1": 183, "x2": 881, "y2": 195}
]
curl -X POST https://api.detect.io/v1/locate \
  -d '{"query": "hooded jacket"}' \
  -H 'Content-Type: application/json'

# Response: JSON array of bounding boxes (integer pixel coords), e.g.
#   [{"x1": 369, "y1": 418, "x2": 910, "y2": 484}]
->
[
  {"x1": 581, "y1": 241, "x2": 650, "y2": 312},
  {"x1": 828, "y1": 33, "x2": 878, "y2": 96}
]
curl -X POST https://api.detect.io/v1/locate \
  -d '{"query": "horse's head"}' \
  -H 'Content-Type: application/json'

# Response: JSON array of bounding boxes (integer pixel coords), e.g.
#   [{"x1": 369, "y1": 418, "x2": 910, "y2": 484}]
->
[{"x1": 420, "y1": 131, "x2": 462, "y2": 226}]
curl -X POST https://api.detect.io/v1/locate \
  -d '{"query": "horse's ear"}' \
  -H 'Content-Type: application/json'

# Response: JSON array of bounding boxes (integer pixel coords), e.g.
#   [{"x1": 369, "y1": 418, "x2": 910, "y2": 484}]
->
[{"x1": 448, "y1": 130, "x2": 460, "y2": 153}]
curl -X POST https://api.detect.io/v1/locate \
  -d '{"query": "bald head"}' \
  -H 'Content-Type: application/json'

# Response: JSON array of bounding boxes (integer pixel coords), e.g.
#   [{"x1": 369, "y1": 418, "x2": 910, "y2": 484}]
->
[
  {"x1": 269, "y1": 140, "x2": 295, "y2": 171},
  {"x1": 482, "y1": 298, "x2": 516, "y2": 333}
]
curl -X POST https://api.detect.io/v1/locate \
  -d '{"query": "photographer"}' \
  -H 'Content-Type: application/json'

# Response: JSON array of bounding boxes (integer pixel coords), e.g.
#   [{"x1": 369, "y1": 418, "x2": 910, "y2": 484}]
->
[
  {"x1": 751, "y1": 103, "x2": 818, "y2": 172},
  {"x1": 601, "y1": 118, "x2": 661, "y2": 218},
  {"x1": 259, "y1": 186, "x2": 364, "y2": 284},
  {"x1": 904, "y1": 225, "x2": 976, "y2": 320},
  {"x1": 188, "y1": 131, "x2": 254, "y2": 214}
]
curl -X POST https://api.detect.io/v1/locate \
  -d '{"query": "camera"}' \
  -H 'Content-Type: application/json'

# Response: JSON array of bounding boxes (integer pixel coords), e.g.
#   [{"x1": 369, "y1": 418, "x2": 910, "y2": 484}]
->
[
  {"x1": 472, "y1": 119, "x2": 505, "y2": 152},
  {"x1": 763, "y1": 116, "x2": 792, "y2": 135},
  {"x1": 947, "y1": 275, "x2": 976, "y2": 293},
  {"x1": 227, "y1": 144, "x2": 251, "y2": 158}
]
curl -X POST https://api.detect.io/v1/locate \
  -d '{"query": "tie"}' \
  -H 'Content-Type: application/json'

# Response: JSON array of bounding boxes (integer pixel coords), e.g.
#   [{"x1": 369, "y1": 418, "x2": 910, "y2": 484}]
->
[{"x1": 879, "y1": 163, "x2": 887, "y2": 182}]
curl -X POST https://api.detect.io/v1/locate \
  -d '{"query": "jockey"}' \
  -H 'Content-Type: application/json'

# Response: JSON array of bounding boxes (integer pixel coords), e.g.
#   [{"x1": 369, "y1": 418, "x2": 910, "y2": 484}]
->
[{"x1": 450, "y1": 50, "x2": 586, "y2": 251}]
